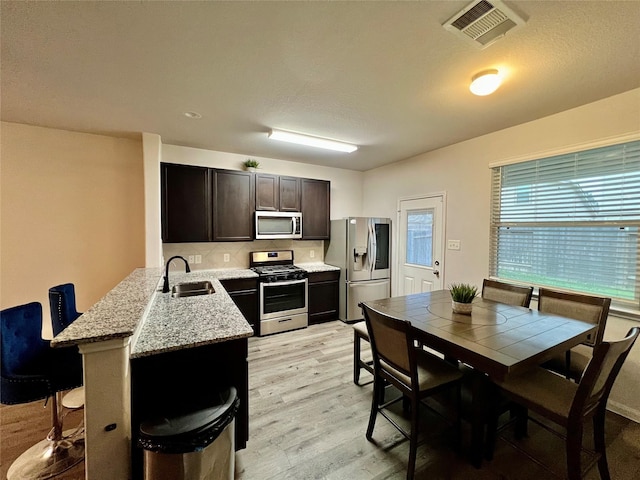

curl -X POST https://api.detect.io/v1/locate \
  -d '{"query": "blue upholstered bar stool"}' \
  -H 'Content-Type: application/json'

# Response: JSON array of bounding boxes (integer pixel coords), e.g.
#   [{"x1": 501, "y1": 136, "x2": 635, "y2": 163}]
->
[
  {"x1": 1, "y1": 302, "x2": 84, "y2": 479},
  {"x1": 49, "y1": 283, "x2": 86, "y2": 412},
  {"x1": 49, "y1": 283, "x2": 81, "y2": 336}
]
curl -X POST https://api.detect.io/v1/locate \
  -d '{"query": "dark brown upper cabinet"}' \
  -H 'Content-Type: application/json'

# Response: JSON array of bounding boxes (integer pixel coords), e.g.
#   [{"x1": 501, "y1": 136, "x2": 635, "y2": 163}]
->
[
  {"x1": 279, "y1": 176, "x2": 301, "y2": 212},
  {"x1": 161, "y1": 164, "x2": 330, "y2": 242},
  {"x1": 212, "y1": 169, "x2": 255, "y2": 241},
  {"x1": 255, "y1": 173, "x2": 278, "y2": 211},
  {"x1": 161, "y1": 163, "x2": 211, "y2": 243},
  {"x1": 301, "y1": 178, "x2": 330, "y2": 240},
  {"x1": 255, "y1": 173, "x2": 300, "y2": 212}
]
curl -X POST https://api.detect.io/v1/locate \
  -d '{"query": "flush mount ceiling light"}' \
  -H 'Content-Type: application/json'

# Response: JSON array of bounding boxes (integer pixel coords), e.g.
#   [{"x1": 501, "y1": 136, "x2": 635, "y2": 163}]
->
[
  {"x1": 184, "y1": 111, "x2": 202, "y2": 119},
  {"x1": 470, "y1": 69, "x2": 502, "y2": 96},
  {"x1": 268, "y1": 129, "x2": 358, "y2": 153}
]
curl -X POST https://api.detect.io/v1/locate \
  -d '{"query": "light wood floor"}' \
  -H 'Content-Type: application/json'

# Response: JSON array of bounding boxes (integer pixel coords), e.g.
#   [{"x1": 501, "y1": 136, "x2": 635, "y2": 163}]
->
[{"x1": 2, "y1": 320, "x2": 639, "y2": 479}]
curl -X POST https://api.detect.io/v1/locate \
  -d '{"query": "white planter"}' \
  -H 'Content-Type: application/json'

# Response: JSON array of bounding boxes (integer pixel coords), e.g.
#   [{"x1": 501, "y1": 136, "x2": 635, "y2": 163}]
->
[
  {"x1": 246, "y1": 167, "x2": 257, "y2": 173},
  {"x1": 452, "y1": 301, "x2": 473, "y2": 315}
]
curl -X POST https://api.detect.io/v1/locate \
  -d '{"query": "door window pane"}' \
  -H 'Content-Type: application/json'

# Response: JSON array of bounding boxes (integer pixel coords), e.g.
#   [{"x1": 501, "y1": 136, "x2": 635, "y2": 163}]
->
[
  {"x1": 374, "y1": 223, "x2": 390, "y2": 270},
  {"x1": 406, "y1": 209, "x2": 433, "y2": 267}
]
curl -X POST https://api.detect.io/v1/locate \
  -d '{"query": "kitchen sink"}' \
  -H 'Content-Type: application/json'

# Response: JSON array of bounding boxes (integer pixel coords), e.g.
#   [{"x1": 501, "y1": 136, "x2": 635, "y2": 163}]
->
[{"x1": 171, "y1": 281, "x2": 215, "y2": 298}]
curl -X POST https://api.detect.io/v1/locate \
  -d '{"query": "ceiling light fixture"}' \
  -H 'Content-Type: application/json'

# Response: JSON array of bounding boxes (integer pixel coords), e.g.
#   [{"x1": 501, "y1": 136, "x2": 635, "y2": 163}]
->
[
  {"x1": 184, "y1": 111, "x2": 202, "y2": 119},
  {"x1": 268, "y1": 129, "x2": 358, "y2": 153},
  {"x1": 469, "y1": 69, "x2": 502, "y2": 96}
]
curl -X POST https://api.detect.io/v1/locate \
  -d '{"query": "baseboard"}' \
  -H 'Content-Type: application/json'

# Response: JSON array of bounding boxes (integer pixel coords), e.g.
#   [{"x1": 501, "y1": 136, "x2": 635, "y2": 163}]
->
[{"x1": 608, "y1": 400, "x2": 640, "y2": 424}]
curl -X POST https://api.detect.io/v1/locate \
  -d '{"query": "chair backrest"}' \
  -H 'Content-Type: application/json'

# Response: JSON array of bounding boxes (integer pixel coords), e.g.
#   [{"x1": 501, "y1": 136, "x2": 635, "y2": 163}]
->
[
  {"x1": 361, "y1": 303, "x2": 418, "y2": 389},
  {"x1": 570, "y1": 327, "x2": 639, "y2": 421},
  {"x1": 538, "y1": 288, "x2": 611, "y2": 347},
  {"x1": 482, "y1": 279, "x2": 534, "y2": 308},
  {"x1": 1, "y1": 302, "x2": 51, "y2": 404},
  {"x1": 49, "y1": 283, "x2": 81, "y2": 336}
]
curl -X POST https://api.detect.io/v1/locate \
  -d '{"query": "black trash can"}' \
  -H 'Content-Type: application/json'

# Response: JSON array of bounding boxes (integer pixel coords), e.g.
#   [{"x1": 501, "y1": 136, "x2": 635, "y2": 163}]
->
[{"x1": 138, "y1": 386, "x2": 239, "y2": 480}]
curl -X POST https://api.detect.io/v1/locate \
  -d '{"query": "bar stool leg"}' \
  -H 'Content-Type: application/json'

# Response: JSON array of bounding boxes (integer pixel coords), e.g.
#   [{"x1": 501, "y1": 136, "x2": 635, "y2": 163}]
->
[{"x1": 7, "y1": 392, "x2": 84, "y2": 480}]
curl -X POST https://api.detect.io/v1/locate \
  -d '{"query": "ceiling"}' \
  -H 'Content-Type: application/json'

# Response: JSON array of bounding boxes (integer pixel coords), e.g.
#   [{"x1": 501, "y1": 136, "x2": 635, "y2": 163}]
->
[{"x1": 2, "y1": 1, "x2": 639, "y2": 172}]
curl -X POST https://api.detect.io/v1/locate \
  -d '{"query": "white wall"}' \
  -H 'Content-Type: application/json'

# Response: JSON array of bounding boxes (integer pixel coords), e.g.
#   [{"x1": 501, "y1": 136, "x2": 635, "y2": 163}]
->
[{"x1": 363, "y1": 87, "x2": 640, "y2": 421}]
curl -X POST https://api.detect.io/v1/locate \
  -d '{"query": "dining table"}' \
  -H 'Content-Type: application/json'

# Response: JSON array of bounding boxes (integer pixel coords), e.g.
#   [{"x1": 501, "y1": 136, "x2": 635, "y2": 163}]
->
[{"x1": 361, "y1": 289, "x2": 597, "y2": 467}]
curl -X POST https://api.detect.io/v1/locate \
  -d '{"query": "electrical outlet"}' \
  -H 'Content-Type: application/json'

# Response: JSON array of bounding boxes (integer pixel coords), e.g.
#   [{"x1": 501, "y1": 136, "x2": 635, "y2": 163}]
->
[
  {"x1": 188, "y1": 255, "x2": 195, "y2": 264},
  {"x1": 223, "y1": 254, "x2": 230, "y2": 263},
  {"x1": 447, "y1": 240, "x2": 461, "y2": 250},
  {"x1": 310, "y1": 250, "x2": 315, "y2": 258},
  {"x1": 194, "y1": 255, "x2": 202, "y2": 264}
]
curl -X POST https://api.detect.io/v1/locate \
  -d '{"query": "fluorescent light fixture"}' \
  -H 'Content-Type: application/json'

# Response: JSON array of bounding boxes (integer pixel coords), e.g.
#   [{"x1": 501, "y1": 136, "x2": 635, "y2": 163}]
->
[
  {"x1": 268, "y1": 129, "x2": 358, "y2": 153},
  {"x1": 470, "y1": 69, "x2": 502, "y2": 96}
]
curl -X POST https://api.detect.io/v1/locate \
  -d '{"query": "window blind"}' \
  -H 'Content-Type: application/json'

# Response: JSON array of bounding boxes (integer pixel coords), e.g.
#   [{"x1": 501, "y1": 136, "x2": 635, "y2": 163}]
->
[{"x1": 490, "y1": 139, "x2": 640, "y2": 305}]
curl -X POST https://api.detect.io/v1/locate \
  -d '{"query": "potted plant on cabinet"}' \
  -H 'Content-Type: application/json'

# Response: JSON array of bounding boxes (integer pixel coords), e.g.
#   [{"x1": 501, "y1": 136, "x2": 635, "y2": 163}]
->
[
  {"x1": 243, "y1": 159, "x2": 260, "y2": 172},
  {"x1": 449, "y1": 283, "x2": 478, "y2": 315}
]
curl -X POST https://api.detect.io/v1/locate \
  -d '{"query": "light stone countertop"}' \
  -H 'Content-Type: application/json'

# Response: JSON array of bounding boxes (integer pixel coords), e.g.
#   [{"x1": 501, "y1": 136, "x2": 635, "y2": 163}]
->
[
  {"x1": 197, "y1": 268, "x2": 258, "y2": 280},
  {"x1": 51, "y1": 268, "x2": 256, "y2": 353},
  {"x1": 51, "y1": 268, "x2": 163, "y2": 348},
  {"x1": 131, "y1": 270, "x2": 254, "y2": 358},
  {"x1": 296, "y1": 262, "x2": 340, "y2": 273},
  {"x1": 51, "y1": 264, "x2": 337, "y2": 356}
]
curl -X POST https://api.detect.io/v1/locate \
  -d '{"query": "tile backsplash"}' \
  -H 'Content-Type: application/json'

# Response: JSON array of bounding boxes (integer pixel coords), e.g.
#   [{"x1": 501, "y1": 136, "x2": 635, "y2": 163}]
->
[{"x1": 163, "y1": 240, "x2": 324, "y2": 270}]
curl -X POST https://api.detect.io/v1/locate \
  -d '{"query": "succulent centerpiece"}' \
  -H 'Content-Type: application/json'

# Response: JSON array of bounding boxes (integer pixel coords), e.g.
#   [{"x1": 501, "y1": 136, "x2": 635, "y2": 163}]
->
[{"x1": 449, "y1": 282, "x2": 478, "y2": 315}]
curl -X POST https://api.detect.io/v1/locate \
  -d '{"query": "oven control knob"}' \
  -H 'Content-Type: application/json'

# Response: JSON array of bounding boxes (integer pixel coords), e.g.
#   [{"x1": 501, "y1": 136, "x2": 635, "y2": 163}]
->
[{"x1": 266, "y1": 275, "x2": 275, "y2": 283}]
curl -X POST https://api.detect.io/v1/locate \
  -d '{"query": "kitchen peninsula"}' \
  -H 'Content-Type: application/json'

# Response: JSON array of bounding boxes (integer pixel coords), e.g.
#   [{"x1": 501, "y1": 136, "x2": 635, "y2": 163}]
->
[{"x1": 51, "y1": 267, "x2": 255, "y2": 480}]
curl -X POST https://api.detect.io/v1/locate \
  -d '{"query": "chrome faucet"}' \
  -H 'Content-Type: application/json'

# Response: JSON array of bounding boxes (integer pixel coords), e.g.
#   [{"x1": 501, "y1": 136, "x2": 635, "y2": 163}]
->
[{"x1": 163, "y1": 255, "x2": 191, "y2": 293}]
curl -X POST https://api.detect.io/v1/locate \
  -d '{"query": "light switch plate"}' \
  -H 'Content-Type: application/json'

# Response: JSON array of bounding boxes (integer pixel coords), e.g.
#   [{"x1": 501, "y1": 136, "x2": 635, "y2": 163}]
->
[
  {"x1": 194, "y1": 255, "x2": 202, "y2": 264},
  {"x1": 447, "y1": 240, "x2": 461, "y2": 250},
  {"x1": 310, "y1": 250, "x2": 315, "y2": 258}
]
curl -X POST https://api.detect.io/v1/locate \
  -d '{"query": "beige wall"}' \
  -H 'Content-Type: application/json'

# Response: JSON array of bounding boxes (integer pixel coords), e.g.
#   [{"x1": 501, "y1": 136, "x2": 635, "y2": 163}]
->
[
  {"x1": 0, "y1": 122, "x2": 145, "y2": 338},
  {"x1": 363, "y1": 88, "x2": 640, "y2": 421}
]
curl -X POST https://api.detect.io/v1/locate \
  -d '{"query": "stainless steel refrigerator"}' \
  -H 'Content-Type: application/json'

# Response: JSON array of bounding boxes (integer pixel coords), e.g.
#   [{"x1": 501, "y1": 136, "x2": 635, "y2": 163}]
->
[{"x1": 324, "y1": 217, "x2": 391, "y2": 322}]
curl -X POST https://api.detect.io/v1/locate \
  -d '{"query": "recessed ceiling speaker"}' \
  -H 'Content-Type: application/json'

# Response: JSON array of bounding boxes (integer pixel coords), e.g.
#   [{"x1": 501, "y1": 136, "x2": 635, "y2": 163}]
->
[{"x1": 443, "y1": 0, "x2": 526, "y2": 49}]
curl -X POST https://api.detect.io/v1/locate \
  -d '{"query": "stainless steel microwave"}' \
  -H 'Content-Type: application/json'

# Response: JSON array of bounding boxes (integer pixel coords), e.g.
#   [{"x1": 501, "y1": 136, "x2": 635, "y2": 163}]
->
[{"x1": 255, "y1": 211, "x2": 302, "y2": 239}]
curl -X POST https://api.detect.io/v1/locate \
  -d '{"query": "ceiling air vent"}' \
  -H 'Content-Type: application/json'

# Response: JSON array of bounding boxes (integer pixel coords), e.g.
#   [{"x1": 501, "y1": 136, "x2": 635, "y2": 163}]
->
[{"x1": 443, "y1": 0, "x2": 525, "y2": 49}]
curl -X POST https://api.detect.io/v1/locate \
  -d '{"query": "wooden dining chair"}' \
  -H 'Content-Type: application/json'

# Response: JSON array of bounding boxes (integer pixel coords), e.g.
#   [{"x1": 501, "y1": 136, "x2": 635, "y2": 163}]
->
[
  {"x1": 485, "y1": 327, "x2": 639, "y2": 480},
  {"x1": 481, "y1": 279, "x2": 534, "y2": 308},
  {"x1": 353, "y1": 321, "x2": 374, "y2": 385},
  {"x1": 361, "y1": 303, "x2": 463, "y2": 480},
  {"x1": 538, "y1": 288, "x2": 611, "y2": 382}
]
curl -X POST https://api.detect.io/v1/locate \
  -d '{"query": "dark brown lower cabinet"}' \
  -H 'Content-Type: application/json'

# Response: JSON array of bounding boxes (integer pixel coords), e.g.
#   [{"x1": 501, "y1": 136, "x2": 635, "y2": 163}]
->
[
  {"x1": 220, "y1": 278, "x2": 258, "y2": 334},
  {"x1": 308, "y1": 270, "x2": 339, "y2": 324},
  {"x1": 130, "y1": 339, "x2": 248, "y2": 479}
]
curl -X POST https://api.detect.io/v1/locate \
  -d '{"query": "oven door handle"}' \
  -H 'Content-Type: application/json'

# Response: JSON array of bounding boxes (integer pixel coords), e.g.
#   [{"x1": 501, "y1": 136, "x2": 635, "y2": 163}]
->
[{"x1": 262, "y1": 278, "x2": 307, "y2": 287}]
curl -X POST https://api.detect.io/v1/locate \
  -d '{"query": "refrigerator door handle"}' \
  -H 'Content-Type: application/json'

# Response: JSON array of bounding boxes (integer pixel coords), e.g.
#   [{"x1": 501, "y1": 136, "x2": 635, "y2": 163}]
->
[{"x1": 369, "y1": 220, "x2": 376, "y2": 274}]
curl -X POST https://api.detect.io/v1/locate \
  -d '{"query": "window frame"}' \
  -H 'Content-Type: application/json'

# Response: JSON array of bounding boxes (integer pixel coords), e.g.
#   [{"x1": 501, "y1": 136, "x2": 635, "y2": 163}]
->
[{"x1": 489, "y1": 134, "x2": 640, "y2": 314}]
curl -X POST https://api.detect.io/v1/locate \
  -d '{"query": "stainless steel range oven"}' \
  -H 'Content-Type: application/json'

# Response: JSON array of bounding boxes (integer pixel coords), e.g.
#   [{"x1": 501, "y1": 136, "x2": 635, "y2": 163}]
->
[{"x1": 250, "y1": 250, "x2": 308, "y2": 336}]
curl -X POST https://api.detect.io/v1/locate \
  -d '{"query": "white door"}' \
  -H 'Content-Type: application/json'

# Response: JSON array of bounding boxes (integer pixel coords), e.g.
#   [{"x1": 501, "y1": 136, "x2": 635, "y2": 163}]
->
[{"x1": 397, "y1": 195, "x2": 445, "y2": 295}]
